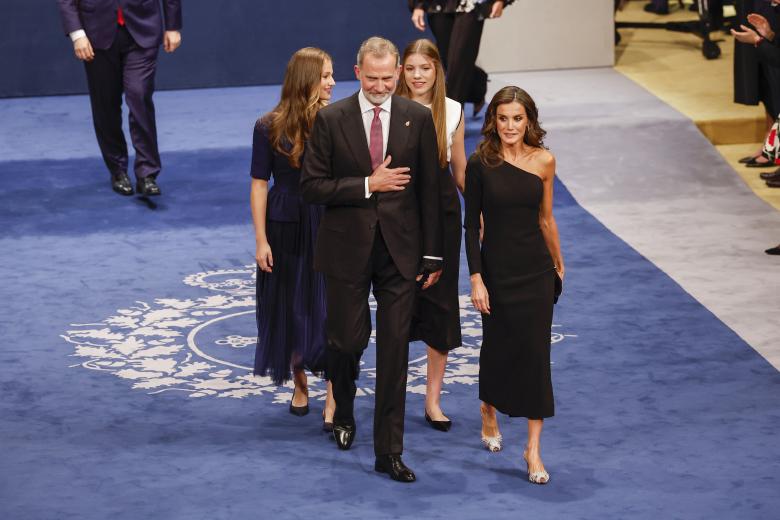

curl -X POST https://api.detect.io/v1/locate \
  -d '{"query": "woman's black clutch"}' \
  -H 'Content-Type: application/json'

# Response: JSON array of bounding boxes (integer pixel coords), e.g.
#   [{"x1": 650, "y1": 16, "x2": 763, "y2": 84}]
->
[{"x1": 554, "y1": 272, "x2": 562, "y2": 304}]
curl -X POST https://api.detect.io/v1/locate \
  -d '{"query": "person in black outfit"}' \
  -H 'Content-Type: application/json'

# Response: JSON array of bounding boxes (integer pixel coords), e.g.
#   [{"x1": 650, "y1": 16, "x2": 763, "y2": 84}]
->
[
  {"x1": 732, "y1": 1, "x2": 780, "y2": 255},
  {"x1": 734, "y1": 0, "x2": 780, "y2": 167},
  {"x1": 733, "y1": 4, "x2": 780, "y2": 184},
  {"x1": 397, "y1": 39, "x2": 467, "y2": 432},
  {"x1": 300, "y1": 37, "x2": 443, "y2": 483},
  {"x1": 465, "y1": 86, "x2": 564, "y2": 484},
  {"x1": 409, "y1": 0, "x2": 513, "y2": 116}
]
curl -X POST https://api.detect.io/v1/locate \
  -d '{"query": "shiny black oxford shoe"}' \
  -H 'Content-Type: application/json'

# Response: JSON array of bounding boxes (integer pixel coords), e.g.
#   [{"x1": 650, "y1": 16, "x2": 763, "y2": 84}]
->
[
  {"x1": 374, "y1": 454, "x2": 416, "y2": 483},
  {"x1": 111, "y1": 173, "x2": 134, "y2": 196},
  {"x1": 136, "y1": 175, "x2": 161, "y2": 196},
  {"x1": 332, "y1": 422, "x2": 355, "y2": 450}
]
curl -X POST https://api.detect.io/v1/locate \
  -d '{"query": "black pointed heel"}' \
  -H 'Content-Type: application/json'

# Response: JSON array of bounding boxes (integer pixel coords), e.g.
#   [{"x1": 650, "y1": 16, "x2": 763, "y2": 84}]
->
[{"x1": 424, "y1": 411, "x2": 452, "y2": 432}]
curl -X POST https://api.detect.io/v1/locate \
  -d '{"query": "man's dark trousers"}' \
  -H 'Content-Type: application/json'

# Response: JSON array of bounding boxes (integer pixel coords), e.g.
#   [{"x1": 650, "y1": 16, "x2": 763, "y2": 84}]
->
[
  {"x1": 326, "y1": 227, "x2": 417, "y2": 456},
  {"x1": 85, "y1": 24, "x2": 161, "y2": 180}
]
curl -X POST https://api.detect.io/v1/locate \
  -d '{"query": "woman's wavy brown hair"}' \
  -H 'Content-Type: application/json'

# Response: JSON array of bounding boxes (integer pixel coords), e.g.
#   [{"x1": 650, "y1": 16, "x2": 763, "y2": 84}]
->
[
  {"x1": 476, "y1": 86, "x2": 547, "y2": 168},
  {"x1": 396, "y1": 39, "x2": 449, "y2": 168},
  {"x1": 261, "y1": 47, "x2": 332, "y2": 168}
]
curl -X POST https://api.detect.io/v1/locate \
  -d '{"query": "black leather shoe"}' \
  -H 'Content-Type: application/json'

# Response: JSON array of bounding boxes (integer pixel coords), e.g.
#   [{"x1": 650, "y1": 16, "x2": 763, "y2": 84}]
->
[
  {"x1": 767, "y1": 178, "x2": 780, "y2": 188},
  {"x1": 374, "y1": 455, "x2": 416, "y2": 483},
  {"x1": 136, "y1": 175, "x2": 161, "y2": 196},
  {"x1": 759, "y1": 169, "x2": 780, "y2": 181},
  {"x1": 111, "y1": 173, "x2": 134, "y2": 196},
  {"x1": 332, "y1": 422, "x2": 355, "y2": 450},
  {"x1": 745, "y1": 157, "x2": 774, "y2": 168},
  {"x1": 425, "y1": 412, "x2": 452, "y2": 432},
  {"x1": 765, "y1": 245, "x2": 780, "y2": 255},
  {"x1": 288, "y1": 388, "x2": 309, "y2": 417}
]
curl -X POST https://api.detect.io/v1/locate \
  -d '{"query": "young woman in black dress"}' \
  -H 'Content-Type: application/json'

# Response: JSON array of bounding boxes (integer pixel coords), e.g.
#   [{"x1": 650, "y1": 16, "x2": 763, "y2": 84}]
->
[
  {"x1": 250, "y1": 48, "x2": 336, "y2": 429},
  {"x1": 464, "y1": 86, "x2": 564, "y2": 484},
  {"x1": 397, "y1": 39, "x2": 467, "y2": 431}
]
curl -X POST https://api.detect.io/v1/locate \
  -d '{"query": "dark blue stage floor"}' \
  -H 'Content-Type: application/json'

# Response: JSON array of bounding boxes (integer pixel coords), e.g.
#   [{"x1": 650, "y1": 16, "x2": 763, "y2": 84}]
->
[{"x1": 1, "y1": 76, "x2": 779, "y2": 519}]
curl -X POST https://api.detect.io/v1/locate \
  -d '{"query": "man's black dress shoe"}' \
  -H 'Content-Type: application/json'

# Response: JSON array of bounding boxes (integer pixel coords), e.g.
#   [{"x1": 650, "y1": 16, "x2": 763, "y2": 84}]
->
[
  {"x1": 136, "y1": 175, "x2": 161, "y2": 196},
  {"x1": 767, "y1": 178, "x2": 780, "y2": 188},
  {"x1": 288, "y1": 388, "x2": 309, "y2": 416},
  {"x1": 332, "y1": 423, "x2": 355, "y2": 450},
  {"x1": 765, "y1": 245, "x2": 780, "y2": 255},
  {"x1": 425, "y1": 412, "x2": 452, "y2": 432},
  {"x1": 111, "y1": 173, "x2": 134, "y2": 196},
  {"x1": 760, "y1": 169, "x2": 780, "y2": 181},
  {"x1": 374, "y1": 454, "x2": 416, "y2": 483}
]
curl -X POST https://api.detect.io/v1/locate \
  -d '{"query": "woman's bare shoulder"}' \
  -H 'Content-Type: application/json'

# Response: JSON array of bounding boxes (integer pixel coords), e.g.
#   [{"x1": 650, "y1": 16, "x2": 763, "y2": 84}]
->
[{"x1": 531, "y1": 148, "x2": 555, "y2": 177}]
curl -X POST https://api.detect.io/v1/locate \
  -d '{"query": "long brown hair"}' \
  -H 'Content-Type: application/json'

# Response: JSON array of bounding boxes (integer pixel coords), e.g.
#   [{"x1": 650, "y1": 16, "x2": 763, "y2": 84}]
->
[
  {"x1": 476, "y1": 86, "x2": 547, "y2": 168},
  {"x1": 262, "y1": 47, "x2": 332, "y2": 168},
  {"x1": 396, "y1": 39, "x2": 449, "y2": 168}
]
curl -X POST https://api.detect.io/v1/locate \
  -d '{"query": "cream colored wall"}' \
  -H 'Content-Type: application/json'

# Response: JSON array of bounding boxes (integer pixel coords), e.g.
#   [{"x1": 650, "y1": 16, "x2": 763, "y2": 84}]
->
[{"x1": 478, "y1": 0, "x2": 615, "y2": 72}]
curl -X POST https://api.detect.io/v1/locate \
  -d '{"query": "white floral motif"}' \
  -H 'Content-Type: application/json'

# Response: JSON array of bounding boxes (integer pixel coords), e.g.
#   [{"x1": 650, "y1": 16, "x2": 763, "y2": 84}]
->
[
  {"x1": 62, "y1": 267, "x2": 576, "y2": 401},
  {"x1": 215, "y1": 335, "x2": 257, "y2": 349}
]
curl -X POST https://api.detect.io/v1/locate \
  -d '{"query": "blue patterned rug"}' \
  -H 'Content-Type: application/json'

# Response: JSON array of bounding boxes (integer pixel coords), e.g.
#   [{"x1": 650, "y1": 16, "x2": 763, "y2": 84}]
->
[{"x1": 1, "y1": 80, "x2": 779, "y2": 519}]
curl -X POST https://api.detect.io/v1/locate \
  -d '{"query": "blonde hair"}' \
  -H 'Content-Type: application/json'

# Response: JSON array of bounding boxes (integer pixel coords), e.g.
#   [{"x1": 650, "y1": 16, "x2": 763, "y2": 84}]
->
[
  {"x1": 396, "y1": 39, "x2": 449, "y2": 168},
  {"x1": 356, "y1": 36, "x2": 400, "y2": 67},
  {"x1": 262, "y1": 47, "x2": 332, "y2": 168}
]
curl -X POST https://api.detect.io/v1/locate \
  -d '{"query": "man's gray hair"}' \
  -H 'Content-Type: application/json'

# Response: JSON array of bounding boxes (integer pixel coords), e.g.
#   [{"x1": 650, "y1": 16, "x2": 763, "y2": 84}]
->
[{"x1": 356, "y1": 36, "x2": 400, "y2": 67}]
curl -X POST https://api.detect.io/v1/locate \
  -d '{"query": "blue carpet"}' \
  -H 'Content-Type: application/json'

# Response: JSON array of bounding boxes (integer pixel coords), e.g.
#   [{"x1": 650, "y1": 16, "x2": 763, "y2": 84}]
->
[{"x1": 1, "y1": 88, "x2": 779, "y2": 519}]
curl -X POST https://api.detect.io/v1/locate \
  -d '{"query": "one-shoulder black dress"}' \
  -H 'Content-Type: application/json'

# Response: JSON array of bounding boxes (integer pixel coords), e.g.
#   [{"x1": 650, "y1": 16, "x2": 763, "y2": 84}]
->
[{"x1": 464, "y1": 155, "x2": 556, "y2": 418}]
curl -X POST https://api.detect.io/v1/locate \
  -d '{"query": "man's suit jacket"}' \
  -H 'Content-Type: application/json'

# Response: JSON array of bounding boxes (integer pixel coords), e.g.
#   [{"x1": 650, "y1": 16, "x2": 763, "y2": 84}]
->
[
  {"x1": 56, "y1": 0, "x2": 182, "y2": 50},
  {"x1": 301, "y1": 92, "x2": 443, "y2": 282}
]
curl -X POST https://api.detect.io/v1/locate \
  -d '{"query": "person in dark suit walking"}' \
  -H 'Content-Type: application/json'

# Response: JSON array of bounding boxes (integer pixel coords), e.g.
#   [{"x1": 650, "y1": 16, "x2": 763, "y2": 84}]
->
[
  {"x1": 301, "y1": 36, "x2": 443, "y2": 483},
  {"x1": 410, "y1": 0, "x2": 512, "y2": 116},
  {"x1": 56, "y1": 0, "x2": 182, "y2": 196}
]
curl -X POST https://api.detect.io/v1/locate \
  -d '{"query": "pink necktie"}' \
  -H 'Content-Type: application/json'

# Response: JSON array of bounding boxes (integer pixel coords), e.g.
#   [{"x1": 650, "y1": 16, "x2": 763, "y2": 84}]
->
[{"x1": 369, "y1": 106, "x2": 383, "y2": 170}]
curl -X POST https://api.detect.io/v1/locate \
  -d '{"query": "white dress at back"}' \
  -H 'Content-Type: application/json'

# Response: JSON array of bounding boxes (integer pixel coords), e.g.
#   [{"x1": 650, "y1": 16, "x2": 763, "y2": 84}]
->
[
  {"x1": 444, "y1": 97, "x2": 462, "y2": 163},
  {"x1": 427, "y1": 97, "x2": 463, "y2": 163}
]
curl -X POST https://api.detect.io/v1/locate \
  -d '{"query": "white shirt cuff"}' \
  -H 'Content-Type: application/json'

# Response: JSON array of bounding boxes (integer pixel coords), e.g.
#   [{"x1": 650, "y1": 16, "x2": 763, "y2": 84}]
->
[
  {"x1": 69, "y1": 30, "x2": 87, "y2": 42},
  {"x1": 364, "y1": 177, "x2": 371, "y2": 198},
  {"x1": 423, "y1": 256, "x2": 443, "y2": 261}
]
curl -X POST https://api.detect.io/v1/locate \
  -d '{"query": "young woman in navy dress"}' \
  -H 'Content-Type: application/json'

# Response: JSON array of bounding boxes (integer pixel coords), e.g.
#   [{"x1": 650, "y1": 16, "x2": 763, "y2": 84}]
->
[
  {"x1": 250, "y1": 48, "x2": 336, "y2": 429},
  {"x1": 397, "y1": 39, "x2": 467, "y2": 432}
]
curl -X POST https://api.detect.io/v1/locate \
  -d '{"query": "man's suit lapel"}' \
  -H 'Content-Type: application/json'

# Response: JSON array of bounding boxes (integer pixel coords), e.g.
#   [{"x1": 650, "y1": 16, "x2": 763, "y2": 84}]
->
[
  {"x1": 386, "y1": 96, "x2": 410, "y2": 162},
  {"x1": 339, "y1": 93, "x2": 373, "y2": 175}
]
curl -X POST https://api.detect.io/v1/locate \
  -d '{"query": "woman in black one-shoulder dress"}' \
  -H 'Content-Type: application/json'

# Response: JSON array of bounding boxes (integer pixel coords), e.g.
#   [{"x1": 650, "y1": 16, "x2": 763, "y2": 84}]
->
[{"x1": 464, "y1": 86, "x2": 564, "y2": 485}]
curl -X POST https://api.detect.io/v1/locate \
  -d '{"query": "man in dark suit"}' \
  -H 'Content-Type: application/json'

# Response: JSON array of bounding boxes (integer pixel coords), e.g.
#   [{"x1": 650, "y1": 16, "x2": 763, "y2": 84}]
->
[
  {"x1": 56, "y1": 0, "x2": 182, "y2": 196},
  {"x1": 301, "y1": 36, "x2": 443, "y2": 483}
]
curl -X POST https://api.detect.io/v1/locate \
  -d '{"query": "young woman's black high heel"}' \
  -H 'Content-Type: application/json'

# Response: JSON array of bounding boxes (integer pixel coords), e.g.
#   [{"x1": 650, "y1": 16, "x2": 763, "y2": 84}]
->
[{"x1": 288, "y1": 387, "x2": 309, "y2": 416}]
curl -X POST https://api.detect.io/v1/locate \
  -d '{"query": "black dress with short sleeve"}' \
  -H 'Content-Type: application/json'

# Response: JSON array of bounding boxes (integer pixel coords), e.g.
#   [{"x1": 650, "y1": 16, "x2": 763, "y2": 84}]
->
[{"x1": 250, "y1": 120, "x2": 327, "y2": 385}]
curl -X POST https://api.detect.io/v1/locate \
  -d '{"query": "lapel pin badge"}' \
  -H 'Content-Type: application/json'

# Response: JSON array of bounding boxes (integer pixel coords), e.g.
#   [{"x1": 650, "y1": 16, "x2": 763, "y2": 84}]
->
[{"x1": 405, "y1": 121, "x2": 410, "y2": 127}]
